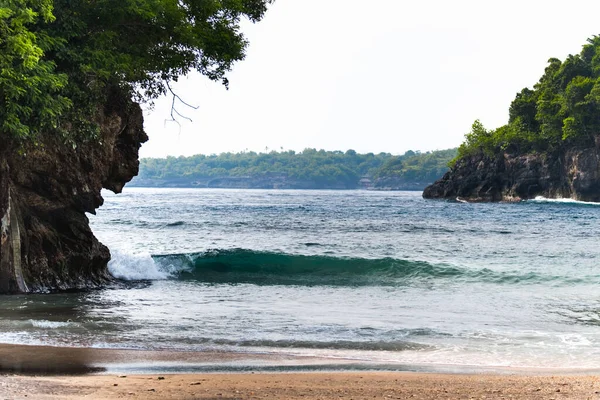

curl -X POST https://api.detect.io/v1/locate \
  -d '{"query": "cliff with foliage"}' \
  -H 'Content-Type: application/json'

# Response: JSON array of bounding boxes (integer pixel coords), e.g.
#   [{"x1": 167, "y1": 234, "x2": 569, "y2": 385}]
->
[
  {"x1": 424, "y1": 36, "x2": 600, "y2": 202},
  {"x1": 0, "y1": 89, "x2": 147, "y2": 293},
  {"x1": 132, "y1": 148, "x2": 456, "y2": 190},
  {"x1": 0, "y1": 0, "x2": 272, "y2": 293}
]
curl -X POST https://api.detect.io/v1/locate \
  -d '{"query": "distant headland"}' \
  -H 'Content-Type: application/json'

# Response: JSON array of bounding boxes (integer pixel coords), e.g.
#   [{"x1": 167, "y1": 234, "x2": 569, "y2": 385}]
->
[
  {"x1": 424, "y1": 36, "x2": 600, "y2": 202},
  {"x1": 131, "y1": 148, "x2": 456, "y2": 190}
]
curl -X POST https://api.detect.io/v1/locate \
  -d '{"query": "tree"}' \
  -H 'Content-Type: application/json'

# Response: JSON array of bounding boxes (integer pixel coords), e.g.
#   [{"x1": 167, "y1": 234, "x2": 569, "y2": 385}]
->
[
  {"x1": 508, "y1": 88, "x2": 539, "y2": 133},
  {"x1": 0, "y1": 0, "x2": 273, "y2": 144},
  {"x1": 453, "y1": 36, "x2": 600, "y2": 163},
  {"x1": 0, "y1": 0, "x2": 70, "y2": 140}
]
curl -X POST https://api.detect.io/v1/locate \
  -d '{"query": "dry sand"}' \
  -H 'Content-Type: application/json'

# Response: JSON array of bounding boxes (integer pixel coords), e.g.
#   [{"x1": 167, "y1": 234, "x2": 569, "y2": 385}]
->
[
  {"x1": 1, "y1": 344, "x2": 600, "y2": 399},
  {"x1": 2, "y1": 372, "x2": 600, "y2": 400}
]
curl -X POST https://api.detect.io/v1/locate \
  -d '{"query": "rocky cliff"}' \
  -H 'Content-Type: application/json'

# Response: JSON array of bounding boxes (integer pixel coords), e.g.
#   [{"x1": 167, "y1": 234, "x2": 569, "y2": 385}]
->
[
  {"x1": 423, "y1": 138, "x2": 600, "y2": 202},
  {"x1": 0, "y1": 88, "x2": 147, "y2": 293}
]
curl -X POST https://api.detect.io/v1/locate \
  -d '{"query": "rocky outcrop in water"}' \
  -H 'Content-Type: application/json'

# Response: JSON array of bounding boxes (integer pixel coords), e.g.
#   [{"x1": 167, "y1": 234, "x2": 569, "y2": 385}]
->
[
  {"x1": 423, "y1": 139, "x2": 600, "y2": 202},
  {"x1": 0, "y1": 88, "x2": 147, "y2": 293}
]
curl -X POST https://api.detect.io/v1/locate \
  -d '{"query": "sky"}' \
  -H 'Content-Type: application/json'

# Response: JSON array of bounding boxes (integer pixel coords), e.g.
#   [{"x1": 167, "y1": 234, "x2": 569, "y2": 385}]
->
[{"x1": 140, "y1": 0, "x2": 600, "y2": 158}]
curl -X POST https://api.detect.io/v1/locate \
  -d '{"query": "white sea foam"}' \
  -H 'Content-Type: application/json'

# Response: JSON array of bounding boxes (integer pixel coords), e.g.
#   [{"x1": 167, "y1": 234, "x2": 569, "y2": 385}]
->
[
  {"x1": 28, "y1": 320, "x2": 74, "y2": 329},
  {"x1": 108, "y1": 249, "x2": 171, "y2": 280},
  {"x1": 0, "y1": 332, "x2": 45, "y2": 346},
  {"x1": 531, "y1": 196, "x2": 600, "y2": 206}
]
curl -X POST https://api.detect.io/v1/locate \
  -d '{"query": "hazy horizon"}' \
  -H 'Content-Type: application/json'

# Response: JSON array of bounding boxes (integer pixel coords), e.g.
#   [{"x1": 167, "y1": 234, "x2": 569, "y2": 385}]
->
[{"x1": 140, "y1": 0, "x2": 600, "y2": 158}]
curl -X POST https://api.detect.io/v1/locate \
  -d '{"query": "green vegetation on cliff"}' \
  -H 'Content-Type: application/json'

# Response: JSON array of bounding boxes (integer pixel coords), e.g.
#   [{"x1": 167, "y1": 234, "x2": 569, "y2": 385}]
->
[
  {"x1": 134, "y1": 148, "x2": 457, "y2": 189},
  {"x1": 454, "y1": 36, "x2": 600, "y2": 165},
  {"x1": 0, "y1": 0, "x2": 272, "y2": 143}
]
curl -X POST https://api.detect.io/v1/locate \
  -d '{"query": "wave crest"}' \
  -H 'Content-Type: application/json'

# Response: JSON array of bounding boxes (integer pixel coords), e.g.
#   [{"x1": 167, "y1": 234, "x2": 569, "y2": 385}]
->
[
  {"x1": 28, "y1": 320, "x2": 75, "y2": 329},
  {"x1": 108, "y1": 249, "x2": 584, "y2": 286},
  {"x1": 145, "y1": 249, "x2": 570, "y2": 286}
]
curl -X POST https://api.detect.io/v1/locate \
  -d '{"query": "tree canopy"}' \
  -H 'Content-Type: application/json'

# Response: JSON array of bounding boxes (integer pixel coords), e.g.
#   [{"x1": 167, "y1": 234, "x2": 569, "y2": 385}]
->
[
  {"x1": 135, "y1": 148, "x2": 457, "y2": 189},
  {"x1": 0, "y1": 0, "x2": 272, "y2": 142},
  {"x1": 454, "y1": 36, "x2": 600, "y2": 165}
]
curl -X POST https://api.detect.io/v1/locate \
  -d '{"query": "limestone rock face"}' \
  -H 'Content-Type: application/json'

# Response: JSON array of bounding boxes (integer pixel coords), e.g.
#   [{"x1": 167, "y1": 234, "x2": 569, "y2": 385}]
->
[
  {"x1": 0, "y1": 88, "x2": 148, "y2": 293},
  {"x1": 423, "y1": 141, "x2": 600, "y2": 202}
]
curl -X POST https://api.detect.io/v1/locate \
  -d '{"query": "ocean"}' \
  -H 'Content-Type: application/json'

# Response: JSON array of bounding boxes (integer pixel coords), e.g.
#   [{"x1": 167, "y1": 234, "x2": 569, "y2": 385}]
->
[{"x1": 2, "y1": 188, "x2": 600, "y2": 372}]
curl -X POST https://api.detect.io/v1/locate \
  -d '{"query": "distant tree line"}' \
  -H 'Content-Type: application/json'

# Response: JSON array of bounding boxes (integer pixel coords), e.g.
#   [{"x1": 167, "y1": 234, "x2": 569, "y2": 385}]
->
[{"x1": 134, "y1": 148, "x2": 457, "y2": 190}]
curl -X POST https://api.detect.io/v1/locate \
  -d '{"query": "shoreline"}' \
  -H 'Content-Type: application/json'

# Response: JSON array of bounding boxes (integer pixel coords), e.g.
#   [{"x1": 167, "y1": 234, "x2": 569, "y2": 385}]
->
[
  {"x1": 2, "y1": 344, "x2": 600, "y2": 399},
  {"x1": 1, "y1": 343, "x2": 600, "y2": 376}
]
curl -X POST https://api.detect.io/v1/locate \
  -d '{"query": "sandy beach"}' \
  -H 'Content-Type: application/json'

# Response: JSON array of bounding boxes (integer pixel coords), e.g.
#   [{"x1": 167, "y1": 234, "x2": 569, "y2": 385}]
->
[
  {"x1": 3, "y1": 371, "x2": 600, "y2": 399},
  {"x1": 1, "y1": 344, "x2": 600, "y2": 399}
]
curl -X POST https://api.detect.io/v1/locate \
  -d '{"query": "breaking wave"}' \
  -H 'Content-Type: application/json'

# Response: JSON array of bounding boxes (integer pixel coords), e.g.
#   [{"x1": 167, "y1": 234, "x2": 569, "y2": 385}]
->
[{"x1": 108, "y1": 249, "x2": 585, "y2": 286}]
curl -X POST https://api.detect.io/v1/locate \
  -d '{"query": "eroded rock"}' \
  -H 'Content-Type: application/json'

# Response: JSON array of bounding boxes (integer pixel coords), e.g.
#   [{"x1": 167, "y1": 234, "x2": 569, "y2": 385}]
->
[
  {"x1": 0, "y1": 88, "x2": 147, "y2": 293},
  {"x1": 423, "y1": 141, "x2": 600, "y2": 202}
]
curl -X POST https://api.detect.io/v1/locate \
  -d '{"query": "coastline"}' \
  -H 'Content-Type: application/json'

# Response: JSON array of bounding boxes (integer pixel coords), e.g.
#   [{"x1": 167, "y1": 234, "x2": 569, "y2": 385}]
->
[
  {"x1": 3, "y1": 343, "x2": 600, "y2": 376},
  {"x1": 2, "y1": 344, "x2": 600, "y2": 399}
]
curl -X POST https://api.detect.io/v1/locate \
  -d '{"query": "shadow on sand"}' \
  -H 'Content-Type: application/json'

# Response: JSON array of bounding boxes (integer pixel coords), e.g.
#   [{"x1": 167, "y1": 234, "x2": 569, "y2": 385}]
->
[{"x1": 0, "y1": 344, "x2": 105, "y2": 375}]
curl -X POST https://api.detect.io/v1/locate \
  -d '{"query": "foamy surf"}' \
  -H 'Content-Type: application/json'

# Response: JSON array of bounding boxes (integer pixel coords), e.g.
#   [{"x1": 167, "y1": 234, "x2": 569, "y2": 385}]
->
[
  {"x1": 529, "y1": 196, "x2": 600, "y2": 206},
  {"x1": 108, "y1": 250, "x2": 172, "y2": 280},
  {"x1": 28, "y1": 320, "x2": 75, "y2": 329}
]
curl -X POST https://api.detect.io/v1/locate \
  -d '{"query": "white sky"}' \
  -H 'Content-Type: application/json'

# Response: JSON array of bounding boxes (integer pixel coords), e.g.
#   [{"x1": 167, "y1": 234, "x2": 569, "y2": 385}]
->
[{"x1": 140, "y1": 0, "x2": 600, "y2": 158}]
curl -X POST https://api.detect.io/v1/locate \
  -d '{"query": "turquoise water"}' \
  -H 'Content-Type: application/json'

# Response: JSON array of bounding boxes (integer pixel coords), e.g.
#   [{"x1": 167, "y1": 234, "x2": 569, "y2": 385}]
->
[{"x1": 2, "y1": 189, "x2": 600, "y2": 370}]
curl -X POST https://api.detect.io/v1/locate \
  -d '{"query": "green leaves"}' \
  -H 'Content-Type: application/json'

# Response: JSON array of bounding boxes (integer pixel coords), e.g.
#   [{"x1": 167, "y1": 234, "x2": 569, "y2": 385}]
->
[
  {"x1": 0, "y1": 0, "x2": 273, "y2": 143},
  {"x1": 0, "y1": 0, "x2": 69, "y2": 141},
  {"x1": 455, "y1": 36, "x2": 600, "y2": 164},
  {"x1": 47, "y1": 0, "x2": 272, "y2": 97}
]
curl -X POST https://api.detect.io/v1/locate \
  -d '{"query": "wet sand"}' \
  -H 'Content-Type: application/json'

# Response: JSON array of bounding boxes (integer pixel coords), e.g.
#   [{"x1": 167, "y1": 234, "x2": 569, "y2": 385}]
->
[
  {"x1": 1, "y1": 344, "x2": 600, "y2": 399},
  {"x1": 0, "y1": 343, "x2": 335, "y2": 375}
]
